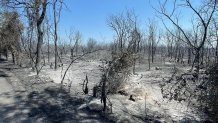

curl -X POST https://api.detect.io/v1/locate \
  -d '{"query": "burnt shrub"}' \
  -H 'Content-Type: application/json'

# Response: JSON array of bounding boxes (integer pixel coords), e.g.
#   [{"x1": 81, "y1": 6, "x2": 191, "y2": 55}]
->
[{"x1": 99, "y1": 52, "x2": 133, "y2": 94}]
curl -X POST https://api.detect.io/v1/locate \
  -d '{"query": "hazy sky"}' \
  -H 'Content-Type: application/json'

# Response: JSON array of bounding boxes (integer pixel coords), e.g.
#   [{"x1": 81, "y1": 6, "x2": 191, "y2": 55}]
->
[{"x1": 55, "y1": 0, "x2": 196, "y2": 43}]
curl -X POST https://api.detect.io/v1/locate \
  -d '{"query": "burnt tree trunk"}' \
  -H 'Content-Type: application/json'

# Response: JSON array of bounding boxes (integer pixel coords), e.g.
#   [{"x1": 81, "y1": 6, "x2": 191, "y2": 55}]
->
[
  {"x1": 36, "y1": 25, "x2": 43, "y2": 74},
  {"x1": 35, "y1": 0, "x2": 47, "y2": 75},
  {"x1": 148, "y1": 43, "x2": 151, "y2": 70},
  {"x1": 151, "y1": 42, "x2": 155, "y2": 63},
  {"x1": 101, "y1": 74, "x2": 107, "y2": 111},
  {"x1": 12, "y1": 52, "x2": 15, "y2": 64},
  {"x1": 188, "y1": 47, "x2": 192, "y2": 65},
  {"x1": 47, "y1": 33, "x2": 50, "y2": 63},
  {"x1": 53, "y1": 0, "x2": 58, "y2": 70},
  {"x1": 216, "y1": 38, "x2": 218, "y2": 64},
  {"x1": 195, "y1": 48, "x2": 200, "y2": 74},
  {"x1": 200, "y1": 46, "x2": 204, "y2": 65}
]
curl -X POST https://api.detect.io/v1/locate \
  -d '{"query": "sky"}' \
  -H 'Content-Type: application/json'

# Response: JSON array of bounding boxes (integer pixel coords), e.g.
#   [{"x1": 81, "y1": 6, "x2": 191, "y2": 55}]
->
[
  {"x1": 57, "y1": 0, "x2": 157, "y2": 43},
  {"x1": 1, "y1": 0, "x2": 201, "y2": 44},
  {"x1": 49, "y1": 0, "x2": 198, "y2": 44}
]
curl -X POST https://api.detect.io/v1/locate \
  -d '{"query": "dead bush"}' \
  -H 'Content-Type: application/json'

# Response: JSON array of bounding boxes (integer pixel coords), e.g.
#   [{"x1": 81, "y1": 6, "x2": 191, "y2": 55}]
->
[
  {"x1": 160, "y1": 63, "x2": 218, "y2": 121},
  {"x1": 105, "y1": 52, "x2": 133, "y2": 94},
  {"x1": 203, "y1": 63, "x2": 218, "y2": 121},
  {"x1": 96, "y1": 52, "x2": 133, "y2": 95}
]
